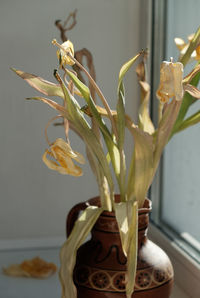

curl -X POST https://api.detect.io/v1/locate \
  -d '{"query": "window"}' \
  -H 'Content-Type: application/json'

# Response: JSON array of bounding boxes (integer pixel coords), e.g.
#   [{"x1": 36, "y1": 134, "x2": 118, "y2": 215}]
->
[{"x1": 149, "y1": 1, "x2": 200, "y2": 297}]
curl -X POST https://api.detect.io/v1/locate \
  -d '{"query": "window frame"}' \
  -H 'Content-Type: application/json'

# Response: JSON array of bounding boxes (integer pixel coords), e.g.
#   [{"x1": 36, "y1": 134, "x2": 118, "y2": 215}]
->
[{"x1": 149, "y1": 1, "x2": 200, "y2": 297}]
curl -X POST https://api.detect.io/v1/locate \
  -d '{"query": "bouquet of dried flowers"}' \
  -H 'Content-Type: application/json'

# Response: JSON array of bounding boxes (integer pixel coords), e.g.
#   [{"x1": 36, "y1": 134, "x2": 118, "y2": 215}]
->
[{"x1": 12, "y1": 25, "x2": 200, "y2": 298}]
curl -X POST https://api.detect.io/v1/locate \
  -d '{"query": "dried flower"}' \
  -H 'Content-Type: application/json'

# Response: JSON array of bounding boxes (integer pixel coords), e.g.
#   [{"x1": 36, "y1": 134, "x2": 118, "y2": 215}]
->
[
  {"x1": 42, "y1": 138, "x2": 85, "y2": 176},
  {"x1": 52, "y1": 39, "x2": 75, "y2": 66},
  {"x1": 156, "y1": 60, "x2": 184, "y2": 103}
]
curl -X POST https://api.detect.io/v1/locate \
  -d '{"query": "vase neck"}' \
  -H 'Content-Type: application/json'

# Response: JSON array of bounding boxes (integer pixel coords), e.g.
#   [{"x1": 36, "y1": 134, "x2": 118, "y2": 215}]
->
[{"x1": 92, "y1": 208, "x2": 150, "y2": 249}]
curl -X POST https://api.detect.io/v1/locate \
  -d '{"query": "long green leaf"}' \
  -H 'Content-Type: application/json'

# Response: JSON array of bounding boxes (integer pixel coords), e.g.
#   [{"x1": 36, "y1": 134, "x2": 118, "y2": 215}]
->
[
  {"x1": 116, "y1": 89, "x2": 126, "y2": 200},
  {"x1": 117, "y1": 52, "x2": 142, "y2": 147},
  {"x1": 66, "y1": 69, "x2": 121, "y2": 179},
  {"x1": 54, "y1": 71, "x2": 115, "y2": 196},
  {"x1": 11, "y1": 68, "x2": 64, "y2": 98},
  {"x1": 66, "y1": 70, "x2": 112, "y2": 139},
  {"x1": 117, "y1": 88, "x2": 126, "y2": 149},
  {"x1": 117, "y1": 54, "x2": 144, "y2": 201},
  {"x1": 118, "y1": 52, "x2": 143, "y2": 93},
  {"x1": 175, "y1": 110, "x2": 200, "y2": 133},
  {"x1": 171, "y1": 72, "x2": 200, "y2": 136},
  {"x1": 59, "y1": 206, "x2": 103, "y2": 298},
  {"x1": 86, "y1": 146, "x2": 112, "y2": 212}
]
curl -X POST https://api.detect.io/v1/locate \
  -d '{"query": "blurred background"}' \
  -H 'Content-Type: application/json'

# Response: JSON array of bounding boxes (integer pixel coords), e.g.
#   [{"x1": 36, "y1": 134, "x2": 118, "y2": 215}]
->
[
  {"x1": 0, "y1": 0, "x2": 199, "y2": 259},
  {"x1": 0, "y1": 0, "x2": 148, "y2": 248}
]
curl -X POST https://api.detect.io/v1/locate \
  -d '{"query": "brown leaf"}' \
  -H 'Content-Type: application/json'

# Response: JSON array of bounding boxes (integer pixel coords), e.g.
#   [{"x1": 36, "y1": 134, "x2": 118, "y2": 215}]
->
[{"x1": 184, "y1": 84, "x2": 200, "y2": 98}]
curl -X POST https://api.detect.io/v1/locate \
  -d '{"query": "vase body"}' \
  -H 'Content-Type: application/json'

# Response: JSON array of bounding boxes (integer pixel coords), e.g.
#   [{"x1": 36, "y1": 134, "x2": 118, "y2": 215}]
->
[{"x1": 67, "y1": 196, "x2": 174, "y2": 298}]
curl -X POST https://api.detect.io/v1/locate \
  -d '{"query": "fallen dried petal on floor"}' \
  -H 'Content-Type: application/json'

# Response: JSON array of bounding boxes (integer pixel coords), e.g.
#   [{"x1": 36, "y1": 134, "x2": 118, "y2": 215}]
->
[{"x1": 3, "y1": 257, "x2": 57, "y2": 279}]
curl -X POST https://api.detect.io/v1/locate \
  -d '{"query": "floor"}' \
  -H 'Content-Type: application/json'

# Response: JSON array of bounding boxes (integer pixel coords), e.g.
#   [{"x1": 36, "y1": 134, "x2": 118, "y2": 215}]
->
[{"x1": 0, "y1": 247, "x2": 189, "y2": 298}]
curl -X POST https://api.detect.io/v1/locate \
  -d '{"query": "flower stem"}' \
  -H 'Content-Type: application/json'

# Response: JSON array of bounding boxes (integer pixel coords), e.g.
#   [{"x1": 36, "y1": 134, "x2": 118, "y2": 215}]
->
[{"x1": 52, "y1": 39, "x2": 118, "y2": 139}]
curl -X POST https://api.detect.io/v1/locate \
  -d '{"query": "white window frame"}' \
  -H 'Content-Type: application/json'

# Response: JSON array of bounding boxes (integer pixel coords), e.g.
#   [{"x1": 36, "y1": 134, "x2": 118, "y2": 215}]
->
[{"x1": 147, "y1": 1, "x2": 200, "y2": 297}]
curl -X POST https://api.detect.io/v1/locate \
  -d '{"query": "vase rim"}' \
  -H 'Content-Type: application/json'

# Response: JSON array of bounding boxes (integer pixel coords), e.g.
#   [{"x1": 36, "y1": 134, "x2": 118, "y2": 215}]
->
[{"x1": 87, "y1": 195, "x2": 152, "y2": 216}]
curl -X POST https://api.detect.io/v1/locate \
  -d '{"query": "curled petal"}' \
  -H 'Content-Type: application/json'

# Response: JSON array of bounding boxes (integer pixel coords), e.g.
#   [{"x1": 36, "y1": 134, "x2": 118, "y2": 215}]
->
[
  {"x1": 52, "y1": 138, "x2": 85, "y2": 164},
  {"x1": 42, "y1": 138, "x2": 85, "y2": 177}
]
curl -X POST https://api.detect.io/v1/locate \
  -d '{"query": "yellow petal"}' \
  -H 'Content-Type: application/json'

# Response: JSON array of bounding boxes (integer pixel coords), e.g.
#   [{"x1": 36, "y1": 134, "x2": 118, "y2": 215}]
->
[
  {"x1": 42, "y1": 138, "x2": 84, "y2": 177},
  {"x1": 42, "y1": 149, "x2": 83, "y2": 176},
  {"x1": 174, "y1": 37, "x2": 186, "y2": 51},
  {"x1": 188, "y1": 33, "x2": 195, "y2": 42},
  {"x1": 52, "y1": 138, "x2": 85, "y2": 164}
]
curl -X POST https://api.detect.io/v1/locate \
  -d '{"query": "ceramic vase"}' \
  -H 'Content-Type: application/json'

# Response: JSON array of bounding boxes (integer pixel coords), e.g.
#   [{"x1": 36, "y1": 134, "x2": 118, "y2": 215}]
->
[{"x1": 67, "y1": 195, "x2": 174, "y2": 298}]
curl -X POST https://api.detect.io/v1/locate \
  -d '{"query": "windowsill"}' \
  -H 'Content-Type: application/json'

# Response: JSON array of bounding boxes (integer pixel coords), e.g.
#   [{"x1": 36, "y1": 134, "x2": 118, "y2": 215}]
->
[
  {"x1": 1, "y1": 226, "x2": 200, "y2": 298},
  {"x1": 0, "y1": 247, "x2": 61, "y2": 298},
  {"x1": 149, "y1": 223, "x2": 200, "y2": 298},
  {"x1": 171, "y1": 284, "x2": 190, "y2": 298},
  {"x1": 0, "y1": 238, "x2": 198, "y2": 298}
]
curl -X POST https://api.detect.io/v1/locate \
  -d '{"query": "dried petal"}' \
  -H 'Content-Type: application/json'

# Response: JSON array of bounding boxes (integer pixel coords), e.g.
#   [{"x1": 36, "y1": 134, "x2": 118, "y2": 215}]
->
[
  {"x1": 42, "y1": 138, "x2": 85, "y2": 176},
  {"x1": 156, "y1": 61, "x2": 184, "y2": 103},
  {"x1": 55, "y1": 40, "x2": 75, "y2": 66},
  {"x1": 174, "y1": 37, "x2": 186, "y2": 51},
  {"x1": 3, "y1": 257, "x2": 57, "y2": 279}
]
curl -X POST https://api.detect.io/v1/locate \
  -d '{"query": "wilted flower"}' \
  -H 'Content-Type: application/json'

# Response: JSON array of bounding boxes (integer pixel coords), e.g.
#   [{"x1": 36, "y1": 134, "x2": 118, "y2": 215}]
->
[
  {"x1": 52, "y1": 39, "x2": 75, "y2": 67},
  {"x1": 156, "y1": 61, "x2": 184, "y2": 103},
  {"x1": 42, "y1": 138, "x2": 85, "y2": 176}
]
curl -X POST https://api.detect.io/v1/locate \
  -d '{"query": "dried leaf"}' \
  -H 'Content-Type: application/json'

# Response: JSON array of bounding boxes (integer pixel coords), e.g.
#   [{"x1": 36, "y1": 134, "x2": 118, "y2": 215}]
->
[
  {"x1": 154, "y1": 99, "x2": 182, "y2": 171},
  {"x1": 115, "y1": 201, "x2": 138, "y2": 298},
  {"x1": 26, "y1": 96, "x2": 66, "y2": 114},
  {"x1": 127, "y1": 125, "x2": 154, "y2": 208},
  {"x1": 11, "y1": 68, "x2": 64, "y2": 98},
  {"x1": 138, "y1": 81, "x2": 155, "y2": 134},
  {"x1": 126, "y1": 201, "x2": 138, "y2": 298},
  {"x1": 59, "y1": 206, "x2": 103, "y2": 298},
  {"x1": 183, "y1": 64, "x2": 200, "y2": 84},
  {"x1": 184, "y1": 84, "x2": 200, "y2": 98}
]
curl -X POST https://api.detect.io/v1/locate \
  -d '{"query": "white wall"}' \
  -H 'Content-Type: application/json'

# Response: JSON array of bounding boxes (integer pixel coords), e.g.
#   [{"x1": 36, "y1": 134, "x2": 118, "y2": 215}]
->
[{"x1": 0, "y1": 0, "x2": 147, "y2": 248}]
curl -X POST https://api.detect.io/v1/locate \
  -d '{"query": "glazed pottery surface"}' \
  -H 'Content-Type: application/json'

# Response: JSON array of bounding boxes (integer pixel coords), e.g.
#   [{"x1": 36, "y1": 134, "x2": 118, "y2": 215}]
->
[{"x1": 67, "y1": 196, "x2": 174, "y2": 298}]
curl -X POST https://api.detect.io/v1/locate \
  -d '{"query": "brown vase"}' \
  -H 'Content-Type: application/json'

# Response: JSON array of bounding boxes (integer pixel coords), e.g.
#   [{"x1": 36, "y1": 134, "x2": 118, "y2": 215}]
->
[{"x1": 66, "y1": 195, "x2": 174, "y2": 298}]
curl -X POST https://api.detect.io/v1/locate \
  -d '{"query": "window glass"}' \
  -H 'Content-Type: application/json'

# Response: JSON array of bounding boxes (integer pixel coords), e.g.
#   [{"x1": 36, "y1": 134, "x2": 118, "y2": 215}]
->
[{"x1": 161, "y1": 0, "x2": 200, "y2": 253}]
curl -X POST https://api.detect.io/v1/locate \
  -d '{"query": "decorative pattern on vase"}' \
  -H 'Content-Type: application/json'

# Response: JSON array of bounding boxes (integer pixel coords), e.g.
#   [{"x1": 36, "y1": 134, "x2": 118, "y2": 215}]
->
[{"x1": 74, "y1": 263, "x2": 174, "y2": 292}]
